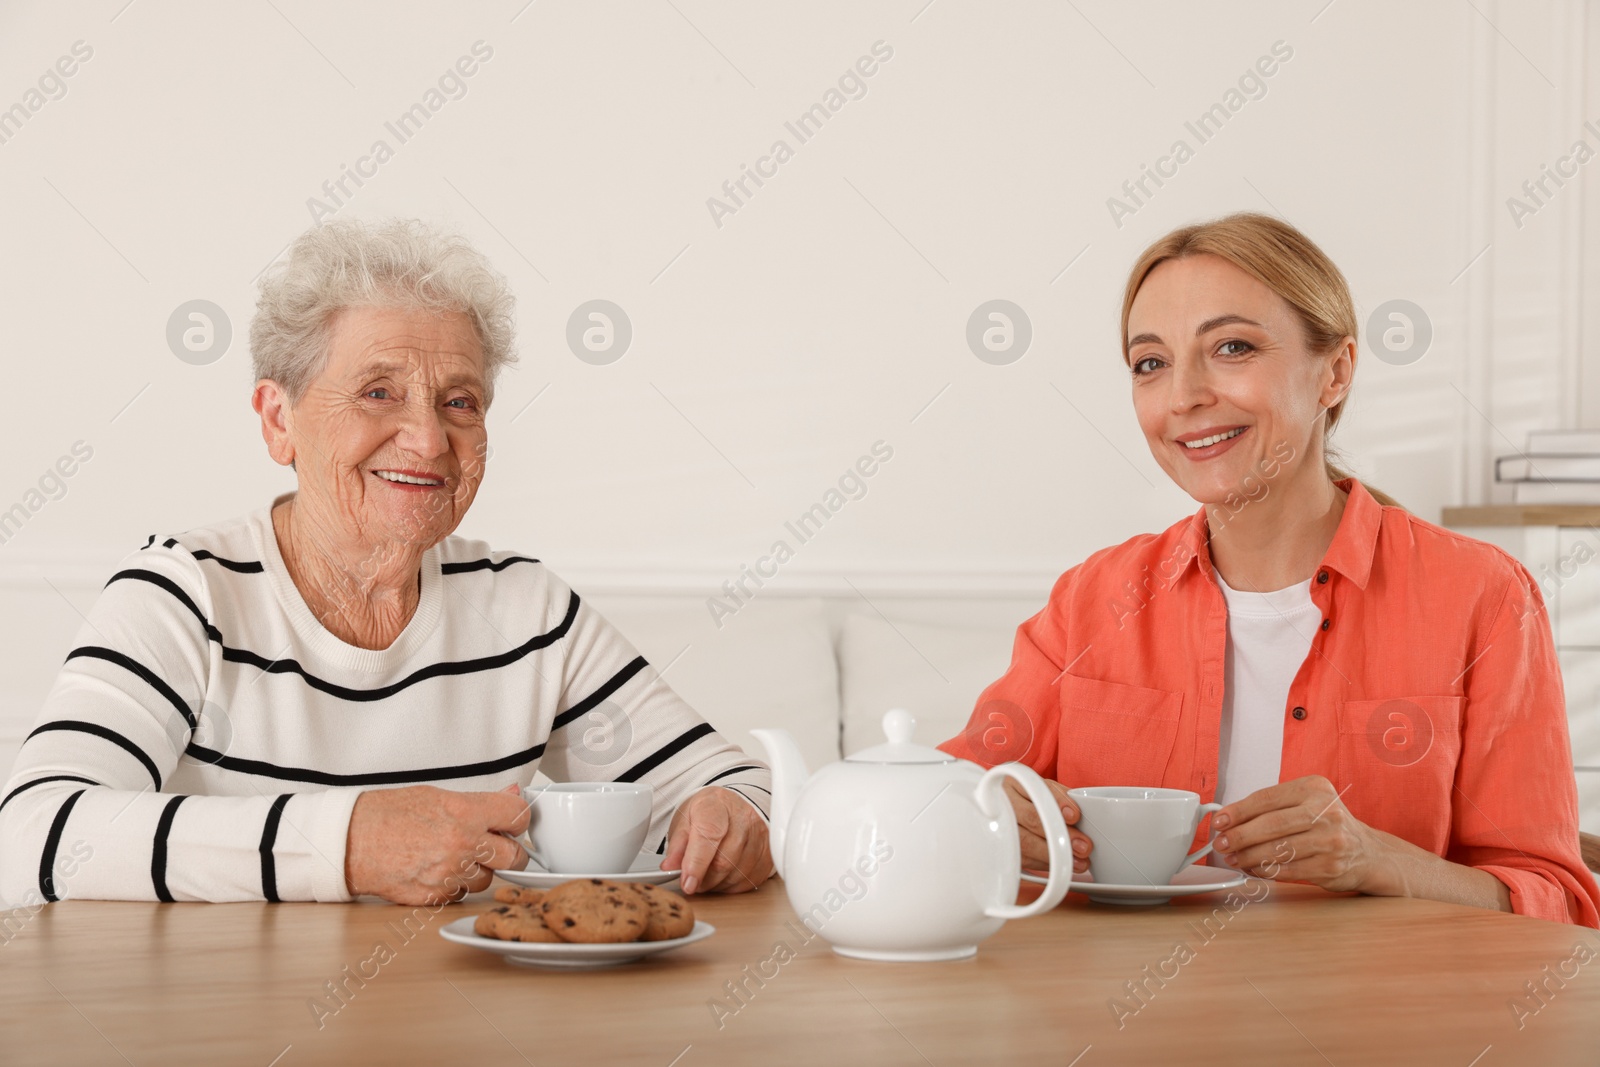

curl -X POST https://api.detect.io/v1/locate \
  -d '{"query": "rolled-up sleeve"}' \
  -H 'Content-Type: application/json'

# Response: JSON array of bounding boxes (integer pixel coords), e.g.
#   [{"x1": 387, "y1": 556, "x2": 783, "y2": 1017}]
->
[{"x1": 1453, "y1": 565, "x2": 1600, "y2": 927}]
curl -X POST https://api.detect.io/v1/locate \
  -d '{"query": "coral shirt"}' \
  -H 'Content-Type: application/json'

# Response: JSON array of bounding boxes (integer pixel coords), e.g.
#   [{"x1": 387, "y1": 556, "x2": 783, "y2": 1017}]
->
[{"x1": 938, "y1": 478, "x2": 1600, "y2": 927}]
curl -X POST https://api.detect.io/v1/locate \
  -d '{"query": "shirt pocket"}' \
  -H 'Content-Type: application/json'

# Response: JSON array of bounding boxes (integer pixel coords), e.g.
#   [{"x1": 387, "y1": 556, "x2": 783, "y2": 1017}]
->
[
  {"x1": 1334, "y1": 695, "x2": 1464, "y2": 852},
  {"x1": 1056, "y1": 672, "x2": 1185, "y2": 789}
]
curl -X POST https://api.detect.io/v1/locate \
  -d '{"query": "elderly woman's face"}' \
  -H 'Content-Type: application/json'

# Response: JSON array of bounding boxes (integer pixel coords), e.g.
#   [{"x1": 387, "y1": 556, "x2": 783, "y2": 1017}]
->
[
  {"x1": 1126, "y1": 254, "x2": 1343, "y2": 507},
  {"x1": 278, "y1": 306, "x2": 488, "y2": 550}
]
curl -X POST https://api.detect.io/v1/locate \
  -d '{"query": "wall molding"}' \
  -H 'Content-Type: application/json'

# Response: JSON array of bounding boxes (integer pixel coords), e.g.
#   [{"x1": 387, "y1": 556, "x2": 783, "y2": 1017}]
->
[
  {"x1": 1582, "y1": 0, "x2": 1600, "y2": 426},
  {"x1": 1559, "y1": 0, "x2": 1590, "y2": 430},
  {"x1": 1463, "y1": 0, "x2": 1497, "y2": 507},
  {"x1": 1461, "y1": 2, "x2": 1593, "y2": 503}
]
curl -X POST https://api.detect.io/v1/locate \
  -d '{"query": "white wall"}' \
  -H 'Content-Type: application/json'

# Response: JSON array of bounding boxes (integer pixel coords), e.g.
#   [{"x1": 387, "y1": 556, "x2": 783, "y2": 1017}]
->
[{"x1": 0, "y1": 1, "x2": 1594, "y2": 738}]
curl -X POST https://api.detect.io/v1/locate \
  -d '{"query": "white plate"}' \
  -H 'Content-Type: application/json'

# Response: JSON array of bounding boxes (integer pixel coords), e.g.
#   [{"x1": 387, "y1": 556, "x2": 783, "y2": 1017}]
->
[
  {"x1": 440, "y1": 917, "x2": 715, "y2": 969},
  {"x1": 493, "y1": 850, "x2": 682, "y2": 889},
  {"x1": 1020, "y1": 865, "x2": 1249, "y2": 906}
]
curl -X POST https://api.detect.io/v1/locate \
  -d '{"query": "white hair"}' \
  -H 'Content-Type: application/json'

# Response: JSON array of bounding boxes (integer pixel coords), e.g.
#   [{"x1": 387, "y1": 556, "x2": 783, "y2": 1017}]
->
[{"x1": 249, "y1": 218, "x2": 517, "y2": 405}]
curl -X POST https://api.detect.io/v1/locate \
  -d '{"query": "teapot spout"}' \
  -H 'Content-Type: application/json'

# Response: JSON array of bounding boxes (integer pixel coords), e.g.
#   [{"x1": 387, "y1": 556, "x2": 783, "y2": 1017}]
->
[{"x1": 749, "y1": 728, "x2": 807, "y2": 879}]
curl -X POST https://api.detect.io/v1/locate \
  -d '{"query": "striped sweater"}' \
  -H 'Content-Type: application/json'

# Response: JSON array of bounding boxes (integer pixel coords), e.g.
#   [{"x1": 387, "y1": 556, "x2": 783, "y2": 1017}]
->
[{"x1": 0, "y1": 501, "x2": 771, "y2": 906}]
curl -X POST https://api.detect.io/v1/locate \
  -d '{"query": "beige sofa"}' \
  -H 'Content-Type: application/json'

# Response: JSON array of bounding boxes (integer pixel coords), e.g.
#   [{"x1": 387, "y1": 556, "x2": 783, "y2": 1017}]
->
[{"x1": 581, "y1": 587, "x2": 1044, "y2": 773}]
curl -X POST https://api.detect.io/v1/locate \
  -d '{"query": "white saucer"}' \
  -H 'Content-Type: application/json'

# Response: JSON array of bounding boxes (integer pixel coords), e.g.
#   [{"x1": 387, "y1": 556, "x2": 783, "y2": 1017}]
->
[
  {"x1": 493, "y1": 851, "x2": 682, "y2": 889},
  {"x1": 1020, "y1": 865, "x2": 1249, "y2": 906},
  {"x1": 440, "y1": 917, "x2": 715, "y2": 969}
]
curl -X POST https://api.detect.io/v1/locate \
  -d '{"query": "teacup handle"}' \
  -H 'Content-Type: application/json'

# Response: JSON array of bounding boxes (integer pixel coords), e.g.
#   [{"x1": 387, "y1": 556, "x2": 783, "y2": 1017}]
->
[
  {"x1": 975, "y1": 763, "x2": 1074, "y2": 920},
  {"x1": 1176, "y1": 802, "x2": 1226, "y2": 872}
]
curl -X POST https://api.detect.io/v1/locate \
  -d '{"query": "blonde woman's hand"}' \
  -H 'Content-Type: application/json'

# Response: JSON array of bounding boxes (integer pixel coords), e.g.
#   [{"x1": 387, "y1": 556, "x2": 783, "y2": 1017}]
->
[
  {"x1": 1003, "y1": 776, "x2": 1093, "y2": 875},
  {"x1": 1210, "y1": 775, "x2": 1388, "y2": 891}
]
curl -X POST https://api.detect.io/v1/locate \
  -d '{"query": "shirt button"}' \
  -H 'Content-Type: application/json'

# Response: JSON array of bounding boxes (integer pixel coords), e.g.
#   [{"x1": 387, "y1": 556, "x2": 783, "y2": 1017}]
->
[
  {"x1": 1316, "y1": 570, "x2": 1329, "y2": 584},
  {"x1": 1320, "y1": 618, "x2": 1331, "y2": 631},
  {"x1": 1292, "y1": 707, "x2": 1307, "y2": 720}
]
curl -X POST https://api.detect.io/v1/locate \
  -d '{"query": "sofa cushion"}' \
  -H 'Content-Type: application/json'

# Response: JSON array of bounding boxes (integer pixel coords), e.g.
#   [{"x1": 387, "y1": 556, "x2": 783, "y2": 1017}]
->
[
  {"x1": 582, "y1": 594, "x2": 841, "y2": 773},
  {"x1": 838, "y1": 611, "x2": 1018, "y2": 758}
]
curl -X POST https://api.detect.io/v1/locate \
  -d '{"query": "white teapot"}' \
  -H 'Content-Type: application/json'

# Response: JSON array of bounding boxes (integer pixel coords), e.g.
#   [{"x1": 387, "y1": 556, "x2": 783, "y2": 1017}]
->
[{"x1": 751, "y1": 708, "x2": 1075, "y2": 961}]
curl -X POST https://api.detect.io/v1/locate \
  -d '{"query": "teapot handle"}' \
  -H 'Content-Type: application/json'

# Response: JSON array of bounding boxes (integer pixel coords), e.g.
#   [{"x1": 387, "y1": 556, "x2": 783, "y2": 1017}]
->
[{"x1": 975, "y1": 763, "x2": 1074, "y2": 920}]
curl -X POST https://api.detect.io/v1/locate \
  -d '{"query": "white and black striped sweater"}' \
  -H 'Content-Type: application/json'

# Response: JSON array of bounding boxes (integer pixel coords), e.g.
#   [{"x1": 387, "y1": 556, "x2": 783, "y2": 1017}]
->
[{"x1": 0, "y1": 501, "x2": 771, "y2": 906}]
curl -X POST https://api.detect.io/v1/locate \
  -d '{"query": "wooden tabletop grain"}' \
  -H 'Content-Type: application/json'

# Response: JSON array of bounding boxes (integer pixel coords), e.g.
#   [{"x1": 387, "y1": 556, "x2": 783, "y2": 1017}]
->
[{"x1": 3, "y1": 878, "x2": 1598, "y2": 1066}]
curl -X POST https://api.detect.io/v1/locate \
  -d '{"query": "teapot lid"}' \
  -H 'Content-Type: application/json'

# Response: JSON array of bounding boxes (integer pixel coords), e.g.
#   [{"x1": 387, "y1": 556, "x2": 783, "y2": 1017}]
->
[{"x1": 846, "y1": 709, "x2": 955, "y2": 764}]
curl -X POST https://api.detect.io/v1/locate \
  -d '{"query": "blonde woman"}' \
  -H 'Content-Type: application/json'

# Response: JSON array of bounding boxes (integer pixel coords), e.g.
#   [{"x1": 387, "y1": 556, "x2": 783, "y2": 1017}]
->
[{"x1": 941, "y1": 212, "x2": 1599, "y2": 926}]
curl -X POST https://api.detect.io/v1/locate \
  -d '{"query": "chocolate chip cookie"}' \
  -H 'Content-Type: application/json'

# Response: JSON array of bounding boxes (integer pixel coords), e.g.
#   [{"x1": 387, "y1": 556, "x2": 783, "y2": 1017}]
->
[
  {"x1": 474, "y1": 904, "x2": 514, "y2": 938},
  {"x1": 628, "y1": 882, "x2": 696, "y2": 941},
  {"x1": 493, "y1": 885, "x2": 545, "y2": 907},
  {"x1": 539, "y1": 878, "x2": 649, "y2": 943},
  {"x1": 476, "y1": 902, "x2": 563, "y2": 943}
]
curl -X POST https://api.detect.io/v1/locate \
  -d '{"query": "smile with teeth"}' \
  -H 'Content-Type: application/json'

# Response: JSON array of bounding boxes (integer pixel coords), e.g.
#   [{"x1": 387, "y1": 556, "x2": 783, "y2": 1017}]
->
[
  {"x1": 373, "y1": 470, "x2": 445, "y2": 486},
  {"x1": 1182, "y1": 427, "x2": 1245, "y2": 449}
]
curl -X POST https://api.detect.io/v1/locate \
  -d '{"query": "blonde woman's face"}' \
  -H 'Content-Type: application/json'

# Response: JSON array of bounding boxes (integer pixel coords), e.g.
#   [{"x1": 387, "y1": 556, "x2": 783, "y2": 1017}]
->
[{"x1": 1125, "y1": 253, "x2": 1347, "y2": 507}]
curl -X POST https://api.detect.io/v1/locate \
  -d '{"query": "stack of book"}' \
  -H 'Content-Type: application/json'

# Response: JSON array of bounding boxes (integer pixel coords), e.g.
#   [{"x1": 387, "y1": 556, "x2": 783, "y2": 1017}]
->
[{"x1": 1497, "y1": 431, "x2": 1600, "y2": 504}]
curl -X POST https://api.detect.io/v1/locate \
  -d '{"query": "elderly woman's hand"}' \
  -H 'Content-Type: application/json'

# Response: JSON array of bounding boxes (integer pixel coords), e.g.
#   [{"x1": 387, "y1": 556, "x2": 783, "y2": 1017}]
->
[
  {"x1": 662, "y1": 787, "x2": 773, "y2": 895},
  {"x1": 345, "y1": 784, "x2": 530, "y2": 905}
]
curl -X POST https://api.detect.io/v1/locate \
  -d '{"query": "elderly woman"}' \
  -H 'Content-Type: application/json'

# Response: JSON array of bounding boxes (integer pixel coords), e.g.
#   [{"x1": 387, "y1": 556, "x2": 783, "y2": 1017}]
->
[
  {"x1": 0, "y1": 219, "x2": 771, "y2": 906},
  {"x1": 942, "y1": 212, "x2": 1600, "y2": 927}
]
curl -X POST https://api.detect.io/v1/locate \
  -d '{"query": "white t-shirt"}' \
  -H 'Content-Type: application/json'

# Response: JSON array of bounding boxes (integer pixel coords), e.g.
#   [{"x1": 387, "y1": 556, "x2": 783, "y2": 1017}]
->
[{"x1": 1207, "y1": 570, "x2": 1319, "y2": 871}]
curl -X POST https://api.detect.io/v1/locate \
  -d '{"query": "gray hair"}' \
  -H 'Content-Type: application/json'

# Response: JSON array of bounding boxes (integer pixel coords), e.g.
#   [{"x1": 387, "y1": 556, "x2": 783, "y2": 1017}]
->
[{"x1": 249, "y1": 218, "x2": 517, "y2": 405}]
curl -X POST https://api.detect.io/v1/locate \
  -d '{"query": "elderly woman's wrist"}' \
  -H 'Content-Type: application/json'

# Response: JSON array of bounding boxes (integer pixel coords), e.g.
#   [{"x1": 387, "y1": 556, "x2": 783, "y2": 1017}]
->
[
  {"x1": 342, "y1": 792, "x2": 372, "y2": 897},
  {"x1": 343, "y1": 847, "x2": 362, "y2": 897}
]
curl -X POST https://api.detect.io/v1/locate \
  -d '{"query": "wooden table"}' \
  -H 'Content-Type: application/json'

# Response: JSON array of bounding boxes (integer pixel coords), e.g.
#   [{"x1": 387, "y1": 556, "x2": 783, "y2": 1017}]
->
[{"x1": 3, "y1": 879, "x2": 1598, "y2": 1066}]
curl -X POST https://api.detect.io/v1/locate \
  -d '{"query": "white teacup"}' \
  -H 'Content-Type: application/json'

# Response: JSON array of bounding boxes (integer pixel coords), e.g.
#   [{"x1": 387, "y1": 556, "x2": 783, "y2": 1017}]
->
[
  {"x1": 1069, "y1": 786, "x2": 1223, "y2": 887},
  {"x1": 522, "y1": 782, "x2": 652, "y2": 874}
]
